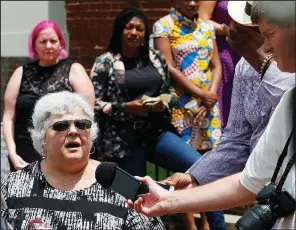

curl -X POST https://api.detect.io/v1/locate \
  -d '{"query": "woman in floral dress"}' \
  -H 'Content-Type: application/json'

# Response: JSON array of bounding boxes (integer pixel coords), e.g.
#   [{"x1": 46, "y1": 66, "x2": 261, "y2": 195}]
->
[{"x1": 152, "y1": 3, "x2": 222, "y2": 152}]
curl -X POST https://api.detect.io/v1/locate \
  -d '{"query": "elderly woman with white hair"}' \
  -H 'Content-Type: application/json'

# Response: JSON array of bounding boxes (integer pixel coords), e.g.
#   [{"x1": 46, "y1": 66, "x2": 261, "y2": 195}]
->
[{"x1": 0, "y1": 91, "x2": 165, "y2": 230}]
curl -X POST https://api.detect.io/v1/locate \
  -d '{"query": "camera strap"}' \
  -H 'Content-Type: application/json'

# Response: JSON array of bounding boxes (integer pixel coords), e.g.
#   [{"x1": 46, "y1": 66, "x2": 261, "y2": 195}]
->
[{"x1": 270, "y1": 128, "x2": 295, "y2": 194}]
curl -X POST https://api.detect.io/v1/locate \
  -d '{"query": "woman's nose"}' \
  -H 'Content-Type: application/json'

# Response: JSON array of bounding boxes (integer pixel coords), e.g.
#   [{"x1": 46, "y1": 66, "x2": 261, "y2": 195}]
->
[
  {"x1": 68, "y1": 124, "x2": 78, "y2": 135},
  {"x1": 45, "y1": 41, "x2": 52, "y2": 48},
  {"x1": 263, "y1": 37, "x2": 272, "y2": 53},
  {"x1": 130, "y1": 28, "x2": 137, "y2": 34}
]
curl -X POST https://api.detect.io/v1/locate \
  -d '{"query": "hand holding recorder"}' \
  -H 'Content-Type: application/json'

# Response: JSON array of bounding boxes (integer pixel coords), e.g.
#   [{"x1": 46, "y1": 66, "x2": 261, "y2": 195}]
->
[{"x1": 95, "y1": 162, "x2": 174, "y2": 202}]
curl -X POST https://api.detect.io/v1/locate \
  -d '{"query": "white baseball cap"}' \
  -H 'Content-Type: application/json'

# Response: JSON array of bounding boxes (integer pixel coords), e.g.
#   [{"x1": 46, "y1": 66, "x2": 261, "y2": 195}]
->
[{"x1": 228, "y1": 1, "x2": 256, "y2": 26}]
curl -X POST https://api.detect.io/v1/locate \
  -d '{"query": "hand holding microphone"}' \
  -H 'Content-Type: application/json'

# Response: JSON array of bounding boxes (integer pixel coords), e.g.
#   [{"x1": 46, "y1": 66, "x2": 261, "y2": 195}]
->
[
  {"x1": 95, "y1": 162, "x2": 174, "y2": 202},
  {"x1": 126, "y1": 175, "x2": 173, "y2": 217}
]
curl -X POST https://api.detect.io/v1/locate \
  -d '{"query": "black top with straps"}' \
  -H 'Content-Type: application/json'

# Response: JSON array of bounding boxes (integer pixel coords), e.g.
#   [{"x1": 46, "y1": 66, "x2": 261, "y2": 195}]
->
[{"x1": 14, "y1": 59, "x2": 74, "y2": 164}]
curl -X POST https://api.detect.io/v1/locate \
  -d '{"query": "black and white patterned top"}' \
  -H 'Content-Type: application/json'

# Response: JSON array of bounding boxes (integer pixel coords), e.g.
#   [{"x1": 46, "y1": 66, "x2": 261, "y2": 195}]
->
[{"x1": 1, "y1": 161, "x2": 165, "y2": 230}]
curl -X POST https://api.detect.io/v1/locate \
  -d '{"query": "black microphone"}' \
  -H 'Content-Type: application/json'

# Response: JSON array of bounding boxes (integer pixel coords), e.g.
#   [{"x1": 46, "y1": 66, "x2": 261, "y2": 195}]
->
[
  {"x1": 95, "y1": 162, "x2": 174, "y2": 201},
  {"x1": 27, "y1": 219, "x2": 52, "y2": 230}
]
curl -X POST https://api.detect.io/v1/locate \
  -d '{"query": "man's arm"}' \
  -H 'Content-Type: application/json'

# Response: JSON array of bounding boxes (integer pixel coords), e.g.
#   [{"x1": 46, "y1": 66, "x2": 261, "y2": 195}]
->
[
  {"x1": 166, "y1": 173, "x2": 255, "y2": 214},
  {"x1": 128, "y1": 173, "x2": 256, "y2": 216},
  {"x1": 188, "y1": 58, "x2": 252, "y2": 184}
]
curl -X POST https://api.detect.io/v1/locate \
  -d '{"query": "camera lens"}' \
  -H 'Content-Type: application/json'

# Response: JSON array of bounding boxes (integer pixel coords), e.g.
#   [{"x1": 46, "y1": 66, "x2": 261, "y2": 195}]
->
[{"x1": 236, "y1": 204, "x2": 277, "y2": 230}]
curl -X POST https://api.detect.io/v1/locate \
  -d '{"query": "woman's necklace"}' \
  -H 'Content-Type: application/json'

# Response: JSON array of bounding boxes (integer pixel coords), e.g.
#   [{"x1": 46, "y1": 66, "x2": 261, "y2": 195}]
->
[
  {"x1": 43, "y1": 164, "x2": 84, "y2": 187},
  {"x1": 45, "y1": 171, "x2": 80, "y2": 187}
]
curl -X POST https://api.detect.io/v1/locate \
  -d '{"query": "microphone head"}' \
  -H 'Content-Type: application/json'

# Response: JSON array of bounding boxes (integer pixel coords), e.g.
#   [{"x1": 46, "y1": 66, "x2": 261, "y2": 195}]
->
[{"x1": 95, "y1": 162, "x2": 118, "y2": 189}]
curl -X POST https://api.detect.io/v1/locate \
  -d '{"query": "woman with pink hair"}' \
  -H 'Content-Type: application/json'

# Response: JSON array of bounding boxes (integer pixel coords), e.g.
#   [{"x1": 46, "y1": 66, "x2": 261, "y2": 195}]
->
[{"x1": 2, "y1": 20, "x2": 95, "y2": 171}]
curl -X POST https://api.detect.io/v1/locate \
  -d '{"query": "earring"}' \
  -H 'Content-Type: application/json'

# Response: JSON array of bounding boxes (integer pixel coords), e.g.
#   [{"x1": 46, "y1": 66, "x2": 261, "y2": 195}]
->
[
  {"x1": 90, "y1": 147, "x2": 95, "y2": 155},
  {"x1": 42, "y1": 143, "x2": 47, "y2": 158},
  {"x1": 141, "y1": 42, "x2": 145, "y2": 46}
]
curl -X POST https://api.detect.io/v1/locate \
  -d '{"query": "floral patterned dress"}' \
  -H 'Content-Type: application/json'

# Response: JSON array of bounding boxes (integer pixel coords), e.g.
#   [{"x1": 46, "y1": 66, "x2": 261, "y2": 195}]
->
[{"x1": 152, "y1": 8, "x2": 222, "y2": 150}]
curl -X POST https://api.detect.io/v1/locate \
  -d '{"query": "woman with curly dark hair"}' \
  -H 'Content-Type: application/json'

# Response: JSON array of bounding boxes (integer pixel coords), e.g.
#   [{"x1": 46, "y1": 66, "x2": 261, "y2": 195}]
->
[{"x1": 90, "y1": 7, "x2": 200, "y2": 178}]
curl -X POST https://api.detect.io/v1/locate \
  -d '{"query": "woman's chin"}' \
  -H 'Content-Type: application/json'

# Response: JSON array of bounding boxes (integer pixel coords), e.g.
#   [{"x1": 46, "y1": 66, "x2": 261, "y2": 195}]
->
[
  {"x1": 126, "y1": 42, "x2": 141, "y2": 49},
  {"x1": 62, "y1": 149, "x2": 85, "y2": 161},
  {"x1": 40, "y1": 56, "x2": 58, "y2": 63}
]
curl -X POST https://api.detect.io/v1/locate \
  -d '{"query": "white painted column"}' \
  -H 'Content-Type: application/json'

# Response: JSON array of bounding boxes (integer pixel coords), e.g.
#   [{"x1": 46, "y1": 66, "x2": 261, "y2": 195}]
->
[{"x1": 1, "y1": 1, "x2": 69, "y2": 57}]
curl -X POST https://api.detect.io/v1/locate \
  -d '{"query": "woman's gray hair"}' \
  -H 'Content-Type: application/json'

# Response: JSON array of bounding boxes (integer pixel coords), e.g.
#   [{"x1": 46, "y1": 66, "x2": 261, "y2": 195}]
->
[
  {"x1": 29, "y1": 91, "x2": 98, "y2": 156},
  {"x1": 251, "y1": 1, "x2": 295, "y2": 28}
]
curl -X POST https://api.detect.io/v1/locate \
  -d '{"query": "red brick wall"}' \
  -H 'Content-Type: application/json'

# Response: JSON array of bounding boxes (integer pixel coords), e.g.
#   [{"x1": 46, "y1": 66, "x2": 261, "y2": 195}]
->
[
  {"x1": 65, "y1": 0, "x2": 173, "y2": 73},
  {"x1": 1, "y1": 57, "x2": 31, "y2": 117}
]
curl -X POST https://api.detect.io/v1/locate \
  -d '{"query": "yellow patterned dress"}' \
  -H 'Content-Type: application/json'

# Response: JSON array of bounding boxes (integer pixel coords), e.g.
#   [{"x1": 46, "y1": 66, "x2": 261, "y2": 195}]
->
[{"x1": 152, "y1": 8, "x2": 222, "y2": 150}]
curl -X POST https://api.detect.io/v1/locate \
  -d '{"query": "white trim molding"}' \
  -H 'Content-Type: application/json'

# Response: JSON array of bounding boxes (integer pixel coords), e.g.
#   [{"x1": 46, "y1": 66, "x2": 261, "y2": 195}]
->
[{"x1": 1, "y1": 1, "x2": 68, "y2": 57}]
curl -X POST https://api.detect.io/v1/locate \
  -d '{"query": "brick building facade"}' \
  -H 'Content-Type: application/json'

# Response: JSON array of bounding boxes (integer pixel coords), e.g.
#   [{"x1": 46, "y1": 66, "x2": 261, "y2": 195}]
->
[
  {"x1": 1, "y1": 0, "x2": 172, "y2": 116},
  {"x1": 65, "y1": 0, "x2": 173, "y2": 73}
]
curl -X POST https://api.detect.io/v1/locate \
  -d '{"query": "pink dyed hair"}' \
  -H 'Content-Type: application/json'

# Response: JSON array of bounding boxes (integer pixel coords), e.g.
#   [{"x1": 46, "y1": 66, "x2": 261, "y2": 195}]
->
[{"x1": 28, "y1": 20, "x2": 68, "y2": 60}]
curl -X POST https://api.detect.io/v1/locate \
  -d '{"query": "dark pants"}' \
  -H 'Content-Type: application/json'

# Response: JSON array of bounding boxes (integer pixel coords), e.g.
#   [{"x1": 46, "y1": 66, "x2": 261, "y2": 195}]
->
[
  {"x1": 112, "y1": 131, "x2": 200, "y2": 176},
  {"x1": 109, "y1": 131, "x2": 226, "y2": 230}
]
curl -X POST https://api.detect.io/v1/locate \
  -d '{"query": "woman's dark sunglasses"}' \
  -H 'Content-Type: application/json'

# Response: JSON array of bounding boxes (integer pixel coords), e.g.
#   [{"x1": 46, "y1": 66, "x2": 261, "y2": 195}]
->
[{"x1": 49, "y1": 119, "x2": 92, "y2": 132}]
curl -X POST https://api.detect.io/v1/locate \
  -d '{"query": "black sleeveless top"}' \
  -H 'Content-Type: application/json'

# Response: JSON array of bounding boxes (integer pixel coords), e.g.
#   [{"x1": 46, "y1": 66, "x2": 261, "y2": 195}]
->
[
  {"x1": 123, "y1": 56, "x2": 163, "y2": 100},
  {"x1": 14, "y1": 59, "x2": 74, "y2": 163}
]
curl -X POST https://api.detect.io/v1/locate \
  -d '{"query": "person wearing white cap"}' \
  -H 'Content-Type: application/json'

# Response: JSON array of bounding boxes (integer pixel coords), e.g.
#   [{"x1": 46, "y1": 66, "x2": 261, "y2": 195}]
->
[
  {"x1": 127, "y1": 1, "x2": 296, "y2": 229},
  {"x1": 228, "y1": 1, "x2": 255, "y2": 26}
]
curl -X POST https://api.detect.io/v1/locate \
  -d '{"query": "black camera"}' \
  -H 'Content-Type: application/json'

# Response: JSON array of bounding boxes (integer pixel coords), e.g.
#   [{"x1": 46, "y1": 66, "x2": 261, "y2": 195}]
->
[{"x1": 235, "y1": 182, "x2": 296, "y2": 230}]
